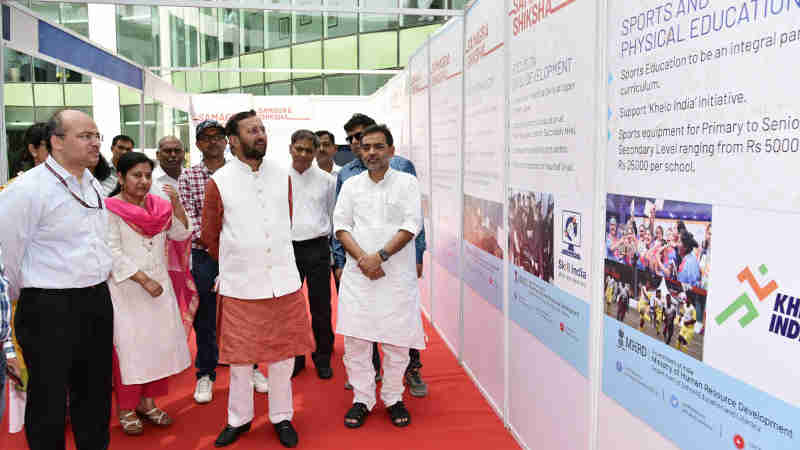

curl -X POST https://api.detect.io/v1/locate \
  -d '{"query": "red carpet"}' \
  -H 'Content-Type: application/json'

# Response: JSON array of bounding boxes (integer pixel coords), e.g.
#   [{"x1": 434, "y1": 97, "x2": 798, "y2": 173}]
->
[{"x1": 1, "y1": 283, "x2": 519, "y2": 450}]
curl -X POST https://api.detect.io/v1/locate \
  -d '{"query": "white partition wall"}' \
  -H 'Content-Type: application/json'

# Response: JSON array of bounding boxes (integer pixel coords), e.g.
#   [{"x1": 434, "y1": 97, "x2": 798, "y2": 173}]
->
[
  {"x1": 408, "y1": 44, "x2": 434, "y2": 318},
  {"x1": 460, "y1": 0, "x2": 507, "y2": 417},
  {"x1": 506, "y1": 0, "x2": 600, "y2": 447},
  {"x1": 599, "y1": 1, "x2": 800, "y2": 450},
  {"x1": 428, "y1": 18, "x2": 463, "y2": 356}
]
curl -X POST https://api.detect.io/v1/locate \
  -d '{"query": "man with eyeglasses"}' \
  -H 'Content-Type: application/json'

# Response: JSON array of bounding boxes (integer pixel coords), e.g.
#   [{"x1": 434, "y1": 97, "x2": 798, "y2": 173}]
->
[
  {"x1": 0, "y1": 109, "x2": 113, "y2": 450},
  {"x1": 150, "y1": 136, "x2": 185, "y2": 199},
  {"x1": 333, "y1": 113, "x2": 429, "y2": 398}
]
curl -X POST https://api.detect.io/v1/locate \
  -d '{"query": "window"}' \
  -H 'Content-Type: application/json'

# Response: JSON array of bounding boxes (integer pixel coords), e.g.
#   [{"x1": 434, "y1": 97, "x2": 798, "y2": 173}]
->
[
  {"x1": 266, "y1": 81, "x2": 291, "y2": 96},
  {"x1": 325, "y1": 0, "x2": 357, "y2": 38},
  {"x1": 60, "y1": 3, "x2": 89, "y2": 37},
  {"x1": 241, "y1": 53, "x2": 264, "y2": 86},
  {"x1": 201, "y1": 61, "x2": 220, "y2": 92},
  {"x1": 324, "y1": 36, "x2": 357, "y2": 70},
  {"x1": 360, "y1": 0, "x2": 399, "y2": 33},
  {"x1": 200, "y1": 8, "x2": 219, "y2": 63},
  {"x1": 291, "y1": 41, "x2": 322, "y2": 79},
  {"x1": 170, "y1": 14, "x2": 188, "y2": 66},
  {"x1": 242, "y1": 84, "x2": 266, "y2": 96},
  {"x1": 219, "y1": 57, "x2": 240, "y2": 89},
  {"x1": 293, "y1": 0, "x2": 322, "y2": 44},
  {"x1": 325, "y1": 75, "x2": 359, "y2": 95},
  {"x1": 264, "y1": 48, "x2": 291, "y2": 83},
  {"x1": 33, "y1": 84, "x2": 64, "y2": 106},
  {"x1": 242, "y1": 11, "x2": 265, "y2": 53},
  {"x1": 4, "y1": 48, "x2": 32, "y2": 82},
  {"x1": 359, "y1": 32, "x2": 399, "y2": 70},
  {"x1": 33, "y1": 58, "x2": 60, "y2": 83},
  {"x1": 293, "y1": 78, "x2": 323, "y2": 95},
  {"x1": 360, "y1": 73, "x2": 394, "y2": 95},
  {"x1": 117, "y1": 6, "x2": 160, "y2": 68},
  {"x1": 120, "y1": 103, "x2": 161, "y2": 149},
  {"x1": 221, "y1": 9, "x2": 240, "y2": 58}
]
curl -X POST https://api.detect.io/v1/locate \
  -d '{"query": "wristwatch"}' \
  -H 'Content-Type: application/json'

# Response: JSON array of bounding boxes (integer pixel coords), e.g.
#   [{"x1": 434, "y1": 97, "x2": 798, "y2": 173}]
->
[{"x1": 378, "y1": 249, "x2": 390, "y2": 262}]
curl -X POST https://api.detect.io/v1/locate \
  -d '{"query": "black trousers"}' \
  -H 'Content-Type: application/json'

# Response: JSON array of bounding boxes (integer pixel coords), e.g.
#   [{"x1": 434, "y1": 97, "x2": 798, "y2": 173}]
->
[
  {"x1": 15, "y1": 283, "x2": 114, "y2": 450},
  {"x1": 294, "y1": 237, "x2": 335, "y2": 368}
]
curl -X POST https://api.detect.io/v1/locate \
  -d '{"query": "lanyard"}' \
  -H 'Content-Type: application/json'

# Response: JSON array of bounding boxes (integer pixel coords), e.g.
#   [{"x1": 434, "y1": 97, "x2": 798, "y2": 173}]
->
[{"x1": 45, "y1": 162, "x2": 104, "y2": 210}]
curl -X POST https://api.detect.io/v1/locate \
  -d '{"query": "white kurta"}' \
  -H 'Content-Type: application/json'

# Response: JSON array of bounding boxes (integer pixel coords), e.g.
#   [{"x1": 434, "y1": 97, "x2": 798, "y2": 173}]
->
[
  {"x1": 333, "y1": 168, "x2": 425, "y2": 349},
  {"x1": 107, "y1": 212, "x2": 192, "y2": 385}
]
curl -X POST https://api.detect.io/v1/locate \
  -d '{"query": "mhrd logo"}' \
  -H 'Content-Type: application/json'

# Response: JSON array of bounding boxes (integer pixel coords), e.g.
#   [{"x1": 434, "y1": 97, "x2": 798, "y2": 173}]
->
[{"x1": 716, "y1": 264, "x2": 800, "y2": 342}]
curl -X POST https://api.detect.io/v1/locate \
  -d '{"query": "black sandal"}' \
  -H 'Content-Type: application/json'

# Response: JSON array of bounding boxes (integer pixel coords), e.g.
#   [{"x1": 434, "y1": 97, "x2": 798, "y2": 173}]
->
[
  {"x1": 344, "y1": 402, "x2": 370, "y2": 428},
  {"x1": 387, "y1": 401, "x2": 411, "y2": 427}
]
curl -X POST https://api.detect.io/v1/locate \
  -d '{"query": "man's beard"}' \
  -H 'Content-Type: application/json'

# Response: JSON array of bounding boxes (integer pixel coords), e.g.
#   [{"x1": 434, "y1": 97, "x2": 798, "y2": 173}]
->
[{"x1": 241, "y1": 140, "x2": 266, "y2": 159}]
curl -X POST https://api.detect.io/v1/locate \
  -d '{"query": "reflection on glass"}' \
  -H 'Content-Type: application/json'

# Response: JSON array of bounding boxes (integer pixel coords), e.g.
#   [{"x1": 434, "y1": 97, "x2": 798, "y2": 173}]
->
[
  {"x1": 200, "y1": 8, "x2": 219, "y2": 63},
  {"x1": 360, "y1": 0, "x2": 399, "y2": 33},
  {"x1": 33, "y1": 58, "x2": 61, "y2": 83},
  {"x1": 243, "y1": 11, "x2": 265, "y2": 53},
  {"x1": 221, "y1": 9, "x2": 240, "y2": 58},
  {"x1": 4, "y1": 48, "x2": 32, "y2": 82},
  {"x1": 117, "y1": 5, "x2": 160, "y2": 67}
]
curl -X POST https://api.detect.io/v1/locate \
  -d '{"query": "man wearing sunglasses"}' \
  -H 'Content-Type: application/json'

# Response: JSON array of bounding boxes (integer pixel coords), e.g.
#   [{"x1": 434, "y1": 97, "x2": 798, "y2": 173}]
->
[
  {"x1": 332, "y1": 113, "x2": 429, "y2": 398},
  {"x1": 0, "y1": 109, "x2": 113, "y2": 450}
]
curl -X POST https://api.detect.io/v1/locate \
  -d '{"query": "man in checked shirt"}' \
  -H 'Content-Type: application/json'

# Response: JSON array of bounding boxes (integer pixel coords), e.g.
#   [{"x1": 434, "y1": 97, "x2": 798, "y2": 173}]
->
[{"x1": 178, "y1": 120, "x2": 269, "y2": 404}]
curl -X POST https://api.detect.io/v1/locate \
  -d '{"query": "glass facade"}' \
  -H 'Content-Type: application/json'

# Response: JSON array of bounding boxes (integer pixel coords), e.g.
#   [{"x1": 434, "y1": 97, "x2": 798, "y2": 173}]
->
[
  {"x1": 160, "y1": 4, "x2": 448, "y2": 96},
  {"x1": 5, "y1": 1, "x2": 464, "y2": 175}
]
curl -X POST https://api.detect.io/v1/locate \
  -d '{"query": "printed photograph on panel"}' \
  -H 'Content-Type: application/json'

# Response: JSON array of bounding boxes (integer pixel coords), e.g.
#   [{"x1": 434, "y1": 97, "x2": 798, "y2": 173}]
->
[
  {"x1": 509, "y1": 189, "x2": 554, "y2": 284},
  {"x1": 604, "y1": 194, "x2": 712, "y2": 362},
  {"x1": 463, "y1": 194, "x2": 504, "y2": 259}
]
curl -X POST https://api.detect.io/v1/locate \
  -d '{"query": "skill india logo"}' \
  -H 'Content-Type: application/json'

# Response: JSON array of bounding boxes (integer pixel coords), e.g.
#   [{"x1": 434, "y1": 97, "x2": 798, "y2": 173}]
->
[{"x1": 560, "y1": 210, "x2": 582, "y2": 260}]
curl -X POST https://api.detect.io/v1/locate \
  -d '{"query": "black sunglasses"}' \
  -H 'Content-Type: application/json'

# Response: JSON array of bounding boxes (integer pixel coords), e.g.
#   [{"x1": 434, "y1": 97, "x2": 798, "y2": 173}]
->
[{"x1": 345, "y1": 132, "x2": 363, "y2": 144}]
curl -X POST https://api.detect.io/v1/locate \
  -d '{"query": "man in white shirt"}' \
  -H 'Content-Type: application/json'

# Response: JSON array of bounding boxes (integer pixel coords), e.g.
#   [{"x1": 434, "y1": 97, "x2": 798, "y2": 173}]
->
[
  {"x1": 289, "y1": 130, "x2": 336, "y2": 379},
  {"x1": 149, "y1": 136, "x2": 184, "y2": 199},
  {"x1": 0, "y1": 109, "x2": 113, "y2": 450},
  {"x1": 313, "y1": 130, "x2": 341, "y2": 176},
  {"x1": 334, "y1": 124, "x2": 424, "y2": 429}
]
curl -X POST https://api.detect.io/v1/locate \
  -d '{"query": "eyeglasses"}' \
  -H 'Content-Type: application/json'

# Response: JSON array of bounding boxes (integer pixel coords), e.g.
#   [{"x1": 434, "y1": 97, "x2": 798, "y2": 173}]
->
[
  {"x1": 198, "y1": 134, "x2": 227, "y2": 143},
  {"x1": 345, "y1": 132, "x2": 363, "y2": 144},
  {"x1": 56, "y1": 132, "x2": 103, "y2": 143}
]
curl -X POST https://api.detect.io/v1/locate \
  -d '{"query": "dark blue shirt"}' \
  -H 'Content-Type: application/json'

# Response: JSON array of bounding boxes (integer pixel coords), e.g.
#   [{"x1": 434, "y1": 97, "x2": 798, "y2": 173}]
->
[{"x1": 332, "y1": 155, "x2": 427, "y2": 268}]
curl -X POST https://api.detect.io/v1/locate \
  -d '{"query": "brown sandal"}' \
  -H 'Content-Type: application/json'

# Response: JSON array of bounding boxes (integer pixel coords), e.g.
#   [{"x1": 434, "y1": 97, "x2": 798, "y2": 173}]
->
[
  {"x1": 119, "y1": 410, "x2": 144, "y2": 435},
  {"x1": 136, "y1": 407, "x2": 173, "y2": 426}
]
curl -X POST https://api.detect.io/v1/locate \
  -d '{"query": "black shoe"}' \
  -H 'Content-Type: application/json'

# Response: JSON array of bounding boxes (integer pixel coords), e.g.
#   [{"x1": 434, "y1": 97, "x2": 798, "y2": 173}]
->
[
  {"x1": 316, "y1": 366, "x2": 333, "y2": 379},
  {"x1": 214, "y1": 422, "x2": 251, "y2": 447},
  {"x1": 274, "y1": 420, "x2": 298, "y2": 448}
]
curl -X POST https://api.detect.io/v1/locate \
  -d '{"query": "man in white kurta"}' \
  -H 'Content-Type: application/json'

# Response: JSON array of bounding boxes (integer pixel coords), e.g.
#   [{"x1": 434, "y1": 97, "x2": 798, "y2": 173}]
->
[{"x1": 333, "y1": 124, "x2": 424, "y2": 428}]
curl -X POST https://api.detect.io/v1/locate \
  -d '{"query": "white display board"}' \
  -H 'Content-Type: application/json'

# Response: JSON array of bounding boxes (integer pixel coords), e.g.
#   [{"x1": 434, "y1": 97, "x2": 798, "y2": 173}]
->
[
  {"x1": 602, "y1": 1, "x2": 800, "y2": 450},
  {"x1": 506, "y1": 0, "x2": 599, "y2": 447},
  {"x1": 429, "y1": 18, "x2": 464, "y2": 354},
  {"x1": 461, "y1": 0, "x2": 507, "y2": 417},
  {"x1": 408, "y1": 43, "x2": 434, "y2": 317}
]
